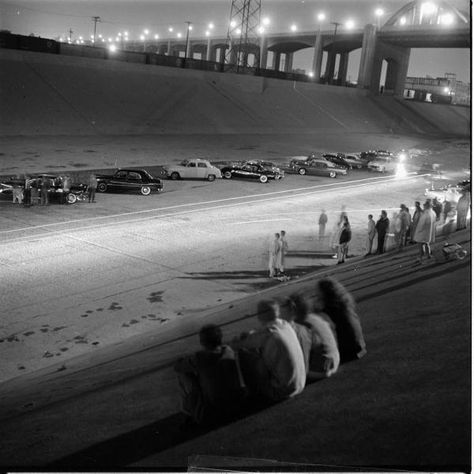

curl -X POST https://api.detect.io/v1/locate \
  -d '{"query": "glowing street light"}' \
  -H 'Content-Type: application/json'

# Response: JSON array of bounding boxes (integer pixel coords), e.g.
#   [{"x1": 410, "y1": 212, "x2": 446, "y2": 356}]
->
[
  {"x1": 290, "y1": 24, "x2": 298, "y2": 32},
  {"x1": 230, "y1": 20, "x2": 237, "y2": 28},
  {"x1": 345, "y1": 19, "x2": 355, "y2": 30},
  {"x1": 262, "y1": 17, "x2": 270, "y2": 26},
  {"x1": 208, "y1": 22, "x2": 214, "y2": 30},
  {"x1": 168, "y1": 27, "x2": 174, "y2": 33},
  {"x1": 375, "y1": 7, "x2": 384, "y2": 29},
  {"x1": 109, "y1": 44, "x2": 117, "y2": 53},
  {"x1": 440, "y1": 13, "x2": 454, "y2": 25}
]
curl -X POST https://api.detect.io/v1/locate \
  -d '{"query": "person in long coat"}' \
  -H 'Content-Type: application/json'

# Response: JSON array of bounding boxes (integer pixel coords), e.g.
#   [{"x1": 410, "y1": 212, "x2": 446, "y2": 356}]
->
[
  {"x1": 268, "y1": 233, "x2": 281, "y2": 278},
  {"x1": 456, "y1": 190, "x2": 471, "y2": 230},
  {"x1": 375, "y1": 210, "x2": 389, "y2": 254},
  {"x1": 337, "y1": 217, "x2": 351, "y2": 264},
  {"x1": 413, "y1": 201, "x2": 436, "y2": 263},
  {"x1": 410, "y1": 201, "x2": 423, "y2": 243}
]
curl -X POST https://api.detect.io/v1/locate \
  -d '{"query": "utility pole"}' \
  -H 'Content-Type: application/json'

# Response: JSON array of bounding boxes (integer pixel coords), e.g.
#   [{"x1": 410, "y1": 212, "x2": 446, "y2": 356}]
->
[
  {"x1": 92, "y1": 16, "x2": 101, "y2": 45},
  {"x1": 68, "y1": 28, "x2": 73, "y2": 43}
]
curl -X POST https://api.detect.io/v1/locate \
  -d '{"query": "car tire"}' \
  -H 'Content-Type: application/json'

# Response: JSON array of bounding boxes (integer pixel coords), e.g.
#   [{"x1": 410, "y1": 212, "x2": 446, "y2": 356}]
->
[
  {"x1": 97, "y1": 182, "x2": 107, "y2": 193},
  {"x1": 329, "y1": 171, "x2": 337, "y2": 178},
  {"x1": 207, "y1": 174, "x2": 216, "y2": 182},
  {"x1": 223, "y1": 171, "x2": 232, "y2": 179},
  {"x1": 140, "y1": 186, "x2": 151, "y2": 196},
  {"x1": 259, "y1": 175, "x2": 268, "y2": 183},
  {"x1": 66, "y1": 192, "x2": 77, "y2": 204},
  {"x1": 170, "y1": 172, "x2": 180, "y2": 180},
  {"x1": 357, "y1": 165, "x2": 362, "y2": 169},
  {"x1": 298, "y1": 168, "x2": 306, "y2": 175}
]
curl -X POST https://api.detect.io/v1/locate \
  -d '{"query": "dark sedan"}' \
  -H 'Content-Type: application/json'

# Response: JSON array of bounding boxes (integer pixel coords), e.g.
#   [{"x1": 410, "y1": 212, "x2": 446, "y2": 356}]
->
[
  {"x1": 289, "y1": 157, "x2": 347, "y2": 178},
  {"x1": 220, "y1": 163, "x2": 278, "y2": 183},
  {"x1": 321, "y1": 153, "x2": 352, "y2": 170},
  {"x1": 96, "y1": 169, "x2": 163, "y2": 195}
]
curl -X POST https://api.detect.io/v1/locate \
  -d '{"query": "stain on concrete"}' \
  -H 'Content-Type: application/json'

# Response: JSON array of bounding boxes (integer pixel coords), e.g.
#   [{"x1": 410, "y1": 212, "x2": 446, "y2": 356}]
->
[{"x1": 147, "y1": 291, "x2": 164, "y2": 303}]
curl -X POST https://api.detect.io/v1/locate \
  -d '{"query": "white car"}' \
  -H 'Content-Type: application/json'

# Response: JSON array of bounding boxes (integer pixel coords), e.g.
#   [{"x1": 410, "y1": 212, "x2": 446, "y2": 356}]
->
[
  {"x1": 165, "y1": 159, "x2": 222, "y2": 181},
  {"x1": 367, "y1": 155, "x2": 398, "y2": 173}
]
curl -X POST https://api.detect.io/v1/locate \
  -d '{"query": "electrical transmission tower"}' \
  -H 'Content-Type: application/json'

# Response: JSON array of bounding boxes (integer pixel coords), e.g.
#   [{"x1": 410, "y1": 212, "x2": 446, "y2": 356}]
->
[{"x1": 225, "y1": 0, "x2": 261, "y2": 72}]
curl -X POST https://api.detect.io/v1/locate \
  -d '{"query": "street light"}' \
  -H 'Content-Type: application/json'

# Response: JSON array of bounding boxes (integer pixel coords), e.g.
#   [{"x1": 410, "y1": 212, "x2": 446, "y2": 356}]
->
[
  {"x1": 317, "y1": 12, "x2": 326, "y2": 31},
  {"x1": 290, "y1": 24, "x2": 297, "y2": 32},
  {"x1": 375, "y1": 8, "x2": 384, "y2": 29},
  {"x1": 184, "y1": 21, "x2": 192, "y2": 60}
]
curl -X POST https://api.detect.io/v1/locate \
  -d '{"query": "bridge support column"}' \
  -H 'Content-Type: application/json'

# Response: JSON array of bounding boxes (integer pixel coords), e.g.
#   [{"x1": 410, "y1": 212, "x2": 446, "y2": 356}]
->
[
  {"x1": 311, "y1": 31, "x2": 323, "y2": 81},
  {"x1": 325, "y1": 50, "x2": 337, "y2": 83},
  {"x1": 284, "y1": 52, "x2": 293, "y2": 73},
  {"x1": 259, "y1": 36, "x2": 268, "y2": 69},
  {"x1": 167, "y1": 39, "x2": 172, "y2": 56},
  {"x1": 338, "y1": 52, "x2": 349, "y2": 84},
  {"x1": 272, "y1": 52, "x2": 281, "y2": 71},
  {"x1": 206, "y1": 38, "x2": 212, "y2": 61},
  {"x1": 357, "y1": 24, "x2": 377, "y2": 89}
]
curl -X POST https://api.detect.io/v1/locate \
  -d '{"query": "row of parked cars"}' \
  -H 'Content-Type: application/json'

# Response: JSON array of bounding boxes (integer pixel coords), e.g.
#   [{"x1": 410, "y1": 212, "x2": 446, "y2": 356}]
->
[{"x1": 0, "y1": 150, "x2": 405, "y2": 203}]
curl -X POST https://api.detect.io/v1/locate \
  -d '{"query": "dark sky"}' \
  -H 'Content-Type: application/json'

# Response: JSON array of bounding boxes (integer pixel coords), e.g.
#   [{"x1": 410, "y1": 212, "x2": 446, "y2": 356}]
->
[{"x1": 0, "y1": 0, "x2": 470, "y2": 82}]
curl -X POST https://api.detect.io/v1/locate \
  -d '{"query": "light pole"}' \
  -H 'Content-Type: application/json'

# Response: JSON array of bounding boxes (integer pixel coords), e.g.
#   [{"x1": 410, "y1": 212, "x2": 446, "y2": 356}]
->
[
  {"x1": 91, "y1": 16, "x2": 100, "y2": 45},
  {"x1": 184, "y1": 21, "x2": 192, "y2": 61},
  {"x1": 329, "y1": 21, "x2": 341, "y2": 84},
  {"x1": 375, "y1": 8, "x2": 384, "y2": 30}
]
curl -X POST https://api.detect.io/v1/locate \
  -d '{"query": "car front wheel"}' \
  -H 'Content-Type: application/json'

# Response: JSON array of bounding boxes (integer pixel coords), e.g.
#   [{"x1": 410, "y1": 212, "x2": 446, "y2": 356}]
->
[
  {"x1": 207, "y1": 174, "x2": 216, "y2": 182},
  {"x1": 329, "y1": 171, "x2": 337, "y2": 178},
  {"x1": 298, "y1": 168, "x2": 306, "y2": 175},
  {"x1": 259, "y1": 175, "x2": 268, "y2": 183},
  {"x1": 66, "y1": 192, "x2": 77, "y2": 204},
  {"x1": 140, "y1": 186, "x2": 151, "y2": 196},
  {"x1": 223, "y1": 171, "x2": 232, "y2": 179},
  {"x1": 97, "y1": 182, "x2": 107, "y2": 193},
  {"x1": 170, "y1": 172, "x2": 180, "y2": 180}
]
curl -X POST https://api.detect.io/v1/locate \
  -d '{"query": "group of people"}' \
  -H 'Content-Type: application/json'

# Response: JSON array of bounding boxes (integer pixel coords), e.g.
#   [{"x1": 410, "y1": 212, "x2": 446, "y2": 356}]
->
[
  {"x1": 9, "y1": 173, "x2": 98, "y2": 206},
  {"x1": 174, "y1": 277, "x2": 366, "y2": 427},
  {"x1": 268, "y1": 230, "x2": 289, "y2": 278}
]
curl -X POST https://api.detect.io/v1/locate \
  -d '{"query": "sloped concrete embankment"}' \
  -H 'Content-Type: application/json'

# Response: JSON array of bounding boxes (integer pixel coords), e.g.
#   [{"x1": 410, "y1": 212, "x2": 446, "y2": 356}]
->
[
  {"x1": 1, "y1": 48, "x2": 469, "y2": 138},
  {"x1": 0, "y1": 230, "x2": 470, "y2": 468}
]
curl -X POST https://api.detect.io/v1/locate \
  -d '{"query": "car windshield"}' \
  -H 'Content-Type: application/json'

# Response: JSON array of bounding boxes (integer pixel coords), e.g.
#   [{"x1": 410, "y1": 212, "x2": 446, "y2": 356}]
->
[
  {"x1": 140, "y1": 170, "x2": 154, "y2": 180},
  {"x1": 180, "y1": 160, "x2": 189, "y2": 166}
]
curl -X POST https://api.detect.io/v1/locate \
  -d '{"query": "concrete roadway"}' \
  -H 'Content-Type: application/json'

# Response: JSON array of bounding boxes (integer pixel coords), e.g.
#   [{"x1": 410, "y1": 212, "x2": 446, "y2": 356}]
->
[{"x1": 0, "y1": 170, "x2": 429, "y2": 383}]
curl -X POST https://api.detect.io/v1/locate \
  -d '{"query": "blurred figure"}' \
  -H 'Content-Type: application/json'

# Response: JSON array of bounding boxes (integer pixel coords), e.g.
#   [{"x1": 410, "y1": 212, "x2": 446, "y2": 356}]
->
[
  {"x1": 432, "y1": 197, "x2": 442, "y2": 221},
  {"x1": 88, "y1": 173, "x2": 97, "y2": 203},
  {"x1": 232, "y1": 299, "x2": 306, "y2": 402},
  {"x1": 375, "y1": 210, "x2": 389, "y2": 254},
  {"x1": 318, "y1": 209, "x2": 328, "y2": 240},
  {"x1": 40, "y1": 177, "x2": 50, "y2": 206},
  {"x1": 456, "y1": 190, "x2": 470, "y2": 230},
  {"x1": 287, "y1": 293, "x2": 340, "y2": 382},
  {"x1": 277, "y1": 230, "x2": 289, "y2": 274},
  {"x1": 366, "y1": 214, "x2": 376, "y2": 256},
  {"x1": 410, "y1": 201, "x2": 423, "y2": 243},
  {"x1": 268, "y1": 233, "x2": 281, "y2": 278},
  {"x1": 23, "y1": 177, "x2": 31, "y2": 207},
  {"x1": 12, "y1": 185, "x2": 23, "y2": 204},
  {"x1": 413, "y1": 201, "x2": 436, "y2": 263},
  {"x1": 397, "y1": 204, "x2": 411, "y2": 249},
  {"x1": 174, "y1": 324, "x2": 245, "y2": 426},
  {"x1": 337, "y1": 216, "x2": 351, "y2": 264},
  {"x1": 314, "y1": 277, "x2": 367, "y2": 364}
]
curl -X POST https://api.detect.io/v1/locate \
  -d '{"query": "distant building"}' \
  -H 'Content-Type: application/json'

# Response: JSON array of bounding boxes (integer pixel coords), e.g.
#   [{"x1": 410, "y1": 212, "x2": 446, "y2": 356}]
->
[{"x1": 403, "y1": 74, "x2": 470, "y2": 106}]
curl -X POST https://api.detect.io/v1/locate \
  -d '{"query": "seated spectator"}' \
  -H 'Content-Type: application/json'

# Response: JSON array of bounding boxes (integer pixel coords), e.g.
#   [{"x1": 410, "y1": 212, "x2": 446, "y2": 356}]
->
[
  {"x1": 232, "y1": 299, "x2": 306, "y2": 402},
  {"x1": 314, "y1": 277, "x2": 367, "y2": 363},
  {"x1": 174, "y1": 324, "x2": 246, "y2": 426},
  {"x1": 286, "y1": 293, "x2": 340, "y2": 382}
]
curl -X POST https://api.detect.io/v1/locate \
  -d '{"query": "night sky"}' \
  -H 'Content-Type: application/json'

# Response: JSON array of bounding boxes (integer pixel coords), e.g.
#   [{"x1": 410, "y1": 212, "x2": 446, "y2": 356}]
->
[{"x1": 0, "y1": 0, "x2": 470, "y2": 82}]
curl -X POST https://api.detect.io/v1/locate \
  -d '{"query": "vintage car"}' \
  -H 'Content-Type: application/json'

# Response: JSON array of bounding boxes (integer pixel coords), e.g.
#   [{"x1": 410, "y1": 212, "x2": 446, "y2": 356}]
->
[
  {"x1": 245, "y1": 160, "x2": 285, "y2": 179},
  {"x1": 164, "y1": 159, "x2": 222, "y2": 181},
  {"x1": 367, "y1": 155, "x2": 399, "y2": 173},
  {"x1": 321, "y1": 153, "x2": 352, "y2": 170},
  {"x1": 96, "y1": 169, "x2": 163, "y2": 195},
  {"x1": 220, "y1": 162, "x2": 279, "y2": 183},
  {"x1": 289, "y1": 157, "x2": 347, "y2": 178},
  {"x1": 0, "y1": 182, "x2": 13, "y2": 194},
  {"x1": 2, "y1": 174, "x2": 87, "y2": 204},
  {"x1": 342, "y1": 153, "x2": 370, "y2": 169}
]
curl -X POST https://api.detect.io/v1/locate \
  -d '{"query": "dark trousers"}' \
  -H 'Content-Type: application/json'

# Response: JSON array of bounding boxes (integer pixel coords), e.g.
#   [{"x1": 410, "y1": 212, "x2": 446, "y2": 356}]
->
[{"x1": 376, "y1": 233, "x2": 386, "y2": 254}]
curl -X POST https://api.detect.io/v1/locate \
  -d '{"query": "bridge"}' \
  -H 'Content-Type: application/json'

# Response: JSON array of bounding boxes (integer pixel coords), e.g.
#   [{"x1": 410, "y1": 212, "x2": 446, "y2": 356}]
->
[{"x1": 124, "y1": 0, "x2": 470, "y2": 95}]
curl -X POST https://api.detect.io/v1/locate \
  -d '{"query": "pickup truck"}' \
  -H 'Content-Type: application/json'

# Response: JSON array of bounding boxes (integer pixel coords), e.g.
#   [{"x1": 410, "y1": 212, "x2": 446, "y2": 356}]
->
[
  {"x1": 164, "y1": 159, "x2": 222, "y2": 181},
  {"x1": 96, "y1": 169, "x2": 163, "y2": 195}
]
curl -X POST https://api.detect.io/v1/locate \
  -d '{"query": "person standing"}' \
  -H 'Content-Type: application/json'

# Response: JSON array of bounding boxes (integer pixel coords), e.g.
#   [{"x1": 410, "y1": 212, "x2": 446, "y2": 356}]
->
[
  {"x1": 337, "y1": 216, "x2": 351, "y2": 264},
  {"x1": 318, "y1": 210, "x2": 328, "y2": 241},
  {"x1": 88, "y1": 172, "x2": 97, "y2": 203},
  {"x1": 366, "y1": 214, "x2": 376, "y2": 256},
  {"x1": 278, "y1": 230, "x2": 289, "y2": 274},
  {"x1": 23, "y1": 177, "x2": 31, "y2": 207},
  {"x1": 268, "y1": 233, "x2": 281, "y2": 278},
  {"x1": 410, "y1": 201, "x2": 423, "y2": 243},
  {"x1": 397, "y1": 204, "x2": 411, "y2": 249},
  {"x1": 413, "y1": 201, "x2": 436, "y2": 263},
  {"x1": 456, "y1": 190, "x2": 470, "y2": 230},
  {"x1": 375, "y1": 210, "x2": 389, "y2": 254},
  {"x1": 40, "y1": 176, "x2": 50, "y2": 206}
]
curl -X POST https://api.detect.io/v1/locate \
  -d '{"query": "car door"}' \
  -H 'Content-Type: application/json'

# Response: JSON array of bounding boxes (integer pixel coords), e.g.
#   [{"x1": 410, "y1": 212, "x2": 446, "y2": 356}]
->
[
  {"x1": 185, "y1": 161, "x2": 199, "y2": 179},
  {"x1": 196, "y1": 162, "x2": 208, "y2": 179},
  {"x1": 108, "y1": 170, "x2": 129, "y2": 191}
]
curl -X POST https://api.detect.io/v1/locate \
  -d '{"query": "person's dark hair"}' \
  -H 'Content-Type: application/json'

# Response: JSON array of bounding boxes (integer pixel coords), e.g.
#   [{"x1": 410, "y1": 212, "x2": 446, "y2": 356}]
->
[
  {"x1": 316, "y1": 277, "x2": 356, "y2": 322},
  {"x1": 287, "y1": 293, "x2": 309, "y2": 323},
  {"x1": 199, "y1": 324, "x2": 222, "y2": 350},
  {"x1": 257, "y1": 299, "x2": 279, "y2": 323},
  {"x1": 368, "y1": 214, "x2": 373, "y2": 219},
  {"x1": 381, "y1": 210, "x2": 387, "y2": 218}
]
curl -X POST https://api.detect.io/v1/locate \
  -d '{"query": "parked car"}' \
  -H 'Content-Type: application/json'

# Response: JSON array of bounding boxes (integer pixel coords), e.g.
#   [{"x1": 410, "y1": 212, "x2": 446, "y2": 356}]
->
[
  {"x1": 96, "y1": 169, "x2": 163, "y2": 195},
  {"x1": 220, "y1": 162, "x2": 279, "y2": 183},
  {"x1": 321, "y1": 153, "x2": 352, "y2": 170},
  {"x1": 246, "y1": 160, "x2": 285, "y2": 179},
  {"x1": 164, "y1": 159, "x2": 222, "y2": 181},
  {"x1": 289, "y1": 157, "x2": 347, "y2": 178},
  {"x1": 342, "y1": 153, "x2": 370, "y2": 169},
  {"x1": 2, "y1": 174, "x2": 87, "y2": 204},
  {"x1": 367, "y1": 155, "x2": 399, "y2": 173},
  {"x1": 360, "y1": 149, "x2": 393, "y2": 161}
]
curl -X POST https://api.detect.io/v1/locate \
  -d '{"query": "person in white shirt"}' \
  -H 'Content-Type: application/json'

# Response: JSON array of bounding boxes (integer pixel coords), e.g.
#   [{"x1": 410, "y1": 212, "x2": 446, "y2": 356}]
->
[
  {"x1": 277, "y1": 230, "x2": 289, "y2": 274},
  {"x1": 366, "y1": 214, "x2": 376, "y2": 256},
  {"x1": 232, "y1": 299, "x2": 306, "y2": 402},
  {"x1": 268, "y1": 233, "x2": 281, "y2": 278}
]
